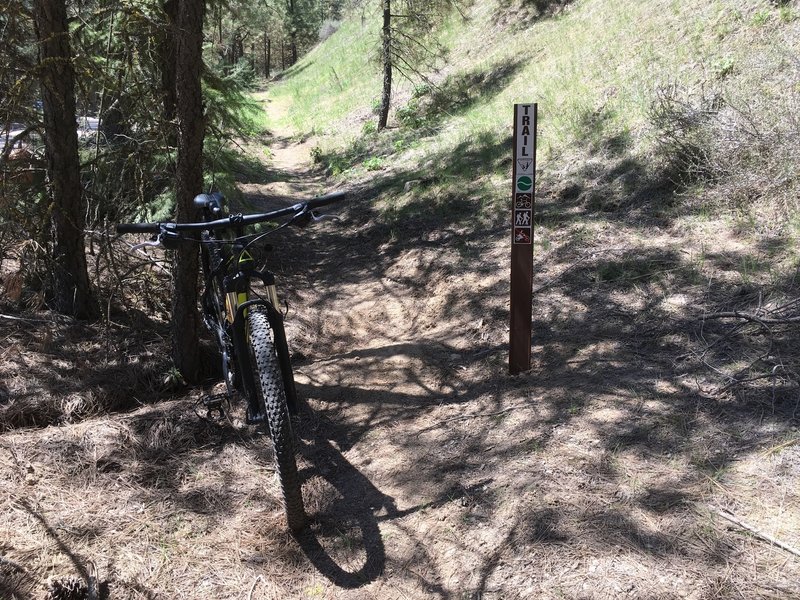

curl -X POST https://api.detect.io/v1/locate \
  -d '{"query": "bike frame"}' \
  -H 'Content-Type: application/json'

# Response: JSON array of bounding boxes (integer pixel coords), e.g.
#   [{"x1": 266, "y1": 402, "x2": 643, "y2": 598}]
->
[
  {"x1": 198, "y1": 206, "x2": 299, "y2": 422},
  {"x1": 117, "y1": 189, "x2": 345, "y2": 532}
]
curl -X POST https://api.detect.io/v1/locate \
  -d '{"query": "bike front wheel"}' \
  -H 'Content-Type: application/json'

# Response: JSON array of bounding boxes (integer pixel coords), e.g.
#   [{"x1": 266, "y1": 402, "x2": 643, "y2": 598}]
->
[{"x1": 245, "y1": 306, "x2": 306, "y2": 532}]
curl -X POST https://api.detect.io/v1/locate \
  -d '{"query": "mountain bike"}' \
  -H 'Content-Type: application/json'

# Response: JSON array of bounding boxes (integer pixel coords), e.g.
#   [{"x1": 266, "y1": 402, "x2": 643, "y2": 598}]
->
[{"x1": 117, "y1": 190, "x2": 346, "y2": 531}]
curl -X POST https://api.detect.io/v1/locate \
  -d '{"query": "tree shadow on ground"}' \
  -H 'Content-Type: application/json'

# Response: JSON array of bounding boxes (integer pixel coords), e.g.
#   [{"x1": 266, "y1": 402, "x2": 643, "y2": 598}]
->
[
  {"x1": 5, "y1": 498, "x2": 112, "y2": 599},
  {"x1": 0, "y1": 309, "x2": 180, "y2": 431},
  {"x1": 494, "y1": 0, "x2": 576, "y2": 27},
  {"x1": 311, "y1": 58, "x2": 527, "y2": 176},
  {"x1": 415, "y1": 58, "x2": 528, "y2": 124},
  {"x1": 242, "y1": 114, "x2": 800, "y2": 595}
]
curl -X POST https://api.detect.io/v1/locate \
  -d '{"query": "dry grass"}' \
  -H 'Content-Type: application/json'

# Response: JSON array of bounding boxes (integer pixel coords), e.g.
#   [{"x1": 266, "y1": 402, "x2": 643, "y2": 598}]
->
[
  {"x1": 0, "y1": 234, "x2": 182, "y2": 432},
  {"x1": 4, "y1": 185, "x2": 800, "y2": 600}
]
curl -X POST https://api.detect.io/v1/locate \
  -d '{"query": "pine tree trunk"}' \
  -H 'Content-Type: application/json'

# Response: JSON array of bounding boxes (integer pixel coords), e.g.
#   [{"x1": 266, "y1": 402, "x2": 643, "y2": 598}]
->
[
  {"x1": 172, "y1": 0, "x2": 205, "y2": 382},
  {"x1": 159, "y1": 0, "x2": 178, "y2": 124},
  {"x1": 264, "y1": 33, "x2": 270, "y2": 78},
  {"x1": 289, "y1": 0, "x2": 298, "y2": 65},
  {"x1": 378, "y1": 0, "x2": 392, "y2": 130},
  {"x1": 33, "y1": 0, "x2": 94, "y2": 319}
]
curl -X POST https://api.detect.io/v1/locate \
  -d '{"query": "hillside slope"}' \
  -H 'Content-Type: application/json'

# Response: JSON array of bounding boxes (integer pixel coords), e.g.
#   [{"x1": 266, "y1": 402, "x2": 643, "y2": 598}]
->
[{"x1": 274, "y1": 0, "x2": 799, "y2": 227}]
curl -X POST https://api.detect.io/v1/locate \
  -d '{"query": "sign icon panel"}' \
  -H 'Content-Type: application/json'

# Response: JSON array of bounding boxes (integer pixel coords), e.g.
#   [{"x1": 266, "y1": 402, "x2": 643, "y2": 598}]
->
[
  {"x1": 514, "y1": 228, "x2": 531, "y2": 244},
  {"x1": 517, "y1": 159, "x2": 533, "y2": 173},
  {"x1": 514, "y1": 210, "x2": 531, "y2": 227}
]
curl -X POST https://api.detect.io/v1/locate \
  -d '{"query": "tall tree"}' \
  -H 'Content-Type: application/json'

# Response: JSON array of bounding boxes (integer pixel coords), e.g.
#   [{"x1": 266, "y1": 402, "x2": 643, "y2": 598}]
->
[
  {"x1": 159, "y1": 0, "x2": 179, "y2": 124},
  {"x1": 171, "y1": 0, "x2": 206, "y2": 382},
  {"x1": 378, "y1": 0, "x2": 391, "y2": 130},
  {"x1": 377, "y1": 0, "x2": 455, "y2": 130},
  {"x1": 33, "y1": 0, "x2": 94, "y2": 318}
]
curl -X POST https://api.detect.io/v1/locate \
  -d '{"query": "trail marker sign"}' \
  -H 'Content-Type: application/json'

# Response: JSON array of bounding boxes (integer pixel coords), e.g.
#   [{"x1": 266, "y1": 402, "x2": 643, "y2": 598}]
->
[{"x1": 510, "y1": 103, "x2": 537, "y2": 375}]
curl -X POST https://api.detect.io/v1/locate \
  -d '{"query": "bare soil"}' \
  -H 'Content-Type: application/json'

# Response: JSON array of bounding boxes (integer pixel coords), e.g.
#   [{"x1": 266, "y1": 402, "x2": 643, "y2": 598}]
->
[{"x1": 2, "y1": 96, "x2": 800, "y2": 600}]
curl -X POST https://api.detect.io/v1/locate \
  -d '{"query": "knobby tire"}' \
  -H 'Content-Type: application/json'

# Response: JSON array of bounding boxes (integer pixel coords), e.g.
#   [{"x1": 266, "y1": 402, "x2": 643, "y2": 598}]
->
[{"x1": 246, "y1": 307, "x2": 306, "y2": 532}]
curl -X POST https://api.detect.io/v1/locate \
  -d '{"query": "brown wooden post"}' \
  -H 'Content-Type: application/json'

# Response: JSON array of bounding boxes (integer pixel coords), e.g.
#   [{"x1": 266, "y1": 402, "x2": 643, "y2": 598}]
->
[{"x1": 509, "y1": 103, "x2": 537, "y2": 375}]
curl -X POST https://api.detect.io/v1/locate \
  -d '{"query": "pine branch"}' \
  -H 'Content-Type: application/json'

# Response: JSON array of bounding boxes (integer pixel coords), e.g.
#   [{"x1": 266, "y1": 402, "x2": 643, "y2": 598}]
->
[
  {"x1": 700, "y1": 311, "x2": 800, "y2": 325},
  {"x1": 710, "y1": 505, "x2": 800, "y2": 558}
]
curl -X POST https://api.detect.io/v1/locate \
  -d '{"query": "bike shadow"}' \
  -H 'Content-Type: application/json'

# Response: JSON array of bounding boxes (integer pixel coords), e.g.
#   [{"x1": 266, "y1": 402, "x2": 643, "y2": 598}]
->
[{"x1": 293, "y1": 412, "x2": 397, "y2": 589}]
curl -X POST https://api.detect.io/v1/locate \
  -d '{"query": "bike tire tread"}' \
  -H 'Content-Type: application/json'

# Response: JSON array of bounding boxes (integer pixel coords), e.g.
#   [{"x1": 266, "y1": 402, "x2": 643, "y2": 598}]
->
[{"x1": 246, "y1": 307, "x2": 306, "y2": 532}]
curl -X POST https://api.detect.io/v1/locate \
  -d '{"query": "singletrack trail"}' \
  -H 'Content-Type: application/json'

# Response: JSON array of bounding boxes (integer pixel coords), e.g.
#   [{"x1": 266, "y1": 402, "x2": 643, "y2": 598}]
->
[
  {"x1": 239, "y1": 93, "x2": 325, "y2": 205},
  {"x1": 238, "y1": 94, "x2": 541, "y2": 598}
]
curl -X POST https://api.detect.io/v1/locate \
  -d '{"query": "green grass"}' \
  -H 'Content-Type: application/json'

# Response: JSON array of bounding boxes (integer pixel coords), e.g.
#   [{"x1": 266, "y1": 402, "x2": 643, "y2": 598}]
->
[
  {"x1": 263, "y1": 0, "x2": 797, "y2": 229},
  {"x1": 266, "y1": 16, "x2": 380, "y2": 134}
]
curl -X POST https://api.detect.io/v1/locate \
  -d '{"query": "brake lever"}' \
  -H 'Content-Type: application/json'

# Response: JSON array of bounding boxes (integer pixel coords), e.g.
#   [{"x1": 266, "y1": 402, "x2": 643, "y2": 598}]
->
[
  {"x1": 310, "y1": 211, "x2": 340, "y2": 223},
  {"x1": 288, "y1": 208, "x2": 342, "y2": 229},
  {"x1": 130, "y1": 237, "x2": 162, "y2": 252}
]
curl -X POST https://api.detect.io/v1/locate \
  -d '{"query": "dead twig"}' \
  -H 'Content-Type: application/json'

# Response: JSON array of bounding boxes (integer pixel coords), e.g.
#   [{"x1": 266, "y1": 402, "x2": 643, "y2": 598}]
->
[
  {"x1": 441, "y1": 405, "x2": 522, "y2": 423},
  {"x1": 0, "y1": 555, "x2": 28, "y2": 573},
  {"x1": 716, "y1": 367, "x2": 788, "y2": 395},
  {"x1": 700, "y1": 311, "x2": 800, "y2": 325},
  {"x1": 247, "y1": 575, "x2": 264, "y2": 600},
  {"x1": 710, "y1": 505, "x2": 800, "y2": 558},
  {"x1": 0, "y1": 313, "x2": 52, "y2": 323},
  {"x1": 760, "y1": 437, "x2": 800, "y2": 457}
]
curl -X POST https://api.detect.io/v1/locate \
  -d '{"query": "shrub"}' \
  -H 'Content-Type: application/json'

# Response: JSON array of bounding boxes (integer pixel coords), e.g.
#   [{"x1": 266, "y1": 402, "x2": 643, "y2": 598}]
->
[
  {"x1": 397, "y1": 98, "x2": 425, "y2": 129},
  {"x1": 649, "y1": 85, "x2": 723, "y2": 184},
  {"x1": 363, "y1": 157, "x2": 384, "y2": 171},
  {"x1": 649, "y1": 81, "x2": 800, "y2": 214}
]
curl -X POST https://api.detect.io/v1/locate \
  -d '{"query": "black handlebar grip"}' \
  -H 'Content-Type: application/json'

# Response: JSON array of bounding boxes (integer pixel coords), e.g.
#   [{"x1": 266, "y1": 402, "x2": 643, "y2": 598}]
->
[
  {"x1": 116, "y1": 222, "x2": 161, "y2": 234},
  {"x1": 306, "y1": 191, "x2": 347, "y2": 211}
]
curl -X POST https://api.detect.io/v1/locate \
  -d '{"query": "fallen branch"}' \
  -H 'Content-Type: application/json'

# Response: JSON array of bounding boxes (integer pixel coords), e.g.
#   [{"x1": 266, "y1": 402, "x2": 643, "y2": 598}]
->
[
  {"x1": 710, "y1": 505, "x2": 800, "y2": 558},
  {"x1": 247, "y1": 575, "x2": 264, "y2": 600},
  {"x1": 700, "y1": 311, "x2": 800, "y2": 325},
  {"x1": 0, "y1": 313, "x2": 52, "y2": 324},
  {"x1": 0, "y1": 555, "x2": 28, "y2": 573}
]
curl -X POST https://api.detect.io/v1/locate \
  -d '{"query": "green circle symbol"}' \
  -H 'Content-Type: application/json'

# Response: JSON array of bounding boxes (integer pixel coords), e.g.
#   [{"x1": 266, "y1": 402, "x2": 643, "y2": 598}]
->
[{"x1": 517, "y1": 176, "x2": 533, "y2": 191}]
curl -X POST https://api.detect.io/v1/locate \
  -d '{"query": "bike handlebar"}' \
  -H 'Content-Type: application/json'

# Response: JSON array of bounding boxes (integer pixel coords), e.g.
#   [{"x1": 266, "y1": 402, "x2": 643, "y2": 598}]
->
[
  {"x1": 304, "y1": 190, "x2": 347, "y2": 211},
  {"x1": 116, "y1": 221, "x2": 161, "y2": 234},
  {"x1": 116, "y1": 190, "x2": 347, "y2": 235}
]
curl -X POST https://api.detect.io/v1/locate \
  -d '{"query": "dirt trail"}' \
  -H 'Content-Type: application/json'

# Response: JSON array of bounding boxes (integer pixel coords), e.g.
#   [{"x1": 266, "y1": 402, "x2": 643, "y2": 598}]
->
[
  {"x1": 3, "y1": 98, "x2": 800, "y2": 600},
  {"x1": 238, "y1": 94, "x2": 324, "y2": 204},
  {"x1": 234, "y1": 108, "x2": 800, "y2": 599},
  {"x1": 236, "y1": 100, "x2": 535, "y2": 598}
]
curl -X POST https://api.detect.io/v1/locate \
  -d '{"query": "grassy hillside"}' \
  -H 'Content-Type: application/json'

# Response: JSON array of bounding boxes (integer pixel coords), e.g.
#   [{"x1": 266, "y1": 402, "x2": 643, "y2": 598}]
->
[{"x1": 268, "y1": 0, "x2": 800, "y2": 237}]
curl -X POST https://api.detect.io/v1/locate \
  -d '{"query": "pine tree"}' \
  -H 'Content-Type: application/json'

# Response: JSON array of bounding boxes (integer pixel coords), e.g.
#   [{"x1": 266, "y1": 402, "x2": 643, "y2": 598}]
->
[{"x1": 33, "y1": 0, "x2": 94, "y2": 318}]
